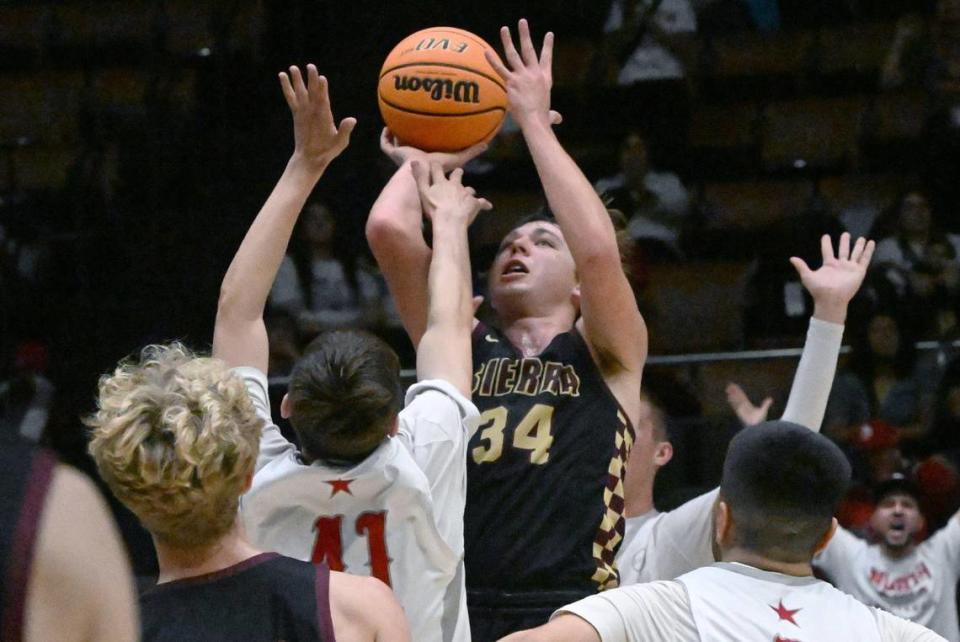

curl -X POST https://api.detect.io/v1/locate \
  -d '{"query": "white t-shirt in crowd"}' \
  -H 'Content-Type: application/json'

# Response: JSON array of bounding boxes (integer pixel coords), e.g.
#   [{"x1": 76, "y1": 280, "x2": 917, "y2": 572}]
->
[
  {"x1": 236, "y1": 367, "x2": 479, "y2": 642},
  {"x1": 814, "y1": 518, "x2": 960, "y2": 642},
  {"x1": 559, "y1": 562, "x2": 946, "y2": 641},
  {"x1": 616, "y1": 318, "x2": 844, "y2": 585},
  {"x1": 604, "y1": 0, "x2": 697, "y2": 84}
]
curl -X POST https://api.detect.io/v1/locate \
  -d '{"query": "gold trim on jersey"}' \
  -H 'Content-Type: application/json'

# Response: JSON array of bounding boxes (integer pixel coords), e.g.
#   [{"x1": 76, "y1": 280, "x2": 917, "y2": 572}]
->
[{"x1": 591, "y1": 408, "x2": 634, "y2": 590}]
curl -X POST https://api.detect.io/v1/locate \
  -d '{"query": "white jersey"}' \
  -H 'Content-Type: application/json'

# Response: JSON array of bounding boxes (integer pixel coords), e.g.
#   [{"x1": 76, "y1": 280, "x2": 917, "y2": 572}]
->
[
  {"x1": 616, "y1": 318, "x2": 844, "y2": 586},
  {"x1": 236, "y1": 367, "x2": 479, "y2": 642},
  {"x1": 814, "y1": 519, "x2": 960, "y2": 641},
  {"x1": 559, "y1": 562, "x2": 945, "y2": 641}
]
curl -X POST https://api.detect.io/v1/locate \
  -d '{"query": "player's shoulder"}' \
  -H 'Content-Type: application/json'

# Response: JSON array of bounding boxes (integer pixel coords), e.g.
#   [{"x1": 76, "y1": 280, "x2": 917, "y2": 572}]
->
[{"x1": 329, "y1": 572, "x2": 408, "y2": 637}]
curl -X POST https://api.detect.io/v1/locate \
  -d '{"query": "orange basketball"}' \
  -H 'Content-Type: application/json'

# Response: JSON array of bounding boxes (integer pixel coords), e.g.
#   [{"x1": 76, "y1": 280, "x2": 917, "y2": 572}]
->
[{"x1": 378, "y1": 27, "x2": 507, "y2": 152}]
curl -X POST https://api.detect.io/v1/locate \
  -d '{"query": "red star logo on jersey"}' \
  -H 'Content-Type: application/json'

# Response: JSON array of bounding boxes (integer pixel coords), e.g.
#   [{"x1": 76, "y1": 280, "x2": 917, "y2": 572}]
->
[
  {"x1": 770, "y1": 600, "x2": 801, "y2": 626},
  {"x1": 773, "y1": 637, "x2": 800, "y2": 642},
  {"x1": 324, "y1": 479, "x2": 353, "y2": 497}
]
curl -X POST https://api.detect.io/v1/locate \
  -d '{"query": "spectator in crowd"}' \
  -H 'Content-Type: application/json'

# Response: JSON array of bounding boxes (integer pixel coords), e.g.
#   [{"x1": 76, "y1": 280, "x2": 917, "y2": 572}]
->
[
  {"x1": 814, "y1": 474, "x2": 960, "y2": 641},
  {"x1": 269, "y1": 200, "x2": 381, "y2": 339},
  {"x1": 824, "y1": 308, "x2": 931, "y2": 445},
  {"x1": 595, "y1": 130, "x2": 690, "y2": 256},
  {"x1": 600, "y1": 0, "x2": 697, "y2": 168}
]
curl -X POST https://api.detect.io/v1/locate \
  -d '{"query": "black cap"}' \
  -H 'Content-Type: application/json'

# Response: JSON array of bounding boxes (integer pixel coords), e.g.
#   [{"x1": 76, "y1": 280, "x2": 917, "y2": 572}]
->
[{"x1": 873, "y1": 473, "x2": 921, "y2": 504}]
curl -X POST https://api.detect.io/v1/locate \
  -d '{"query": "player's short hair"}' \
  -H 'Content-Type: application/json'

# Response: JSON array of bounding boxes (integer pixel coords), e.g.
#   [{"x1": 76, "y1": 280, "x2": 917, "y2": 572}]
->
[
  {"x1": 86, "y1": 343, "x2": 261, "y2": 549},
  {"x1": 287, "y1": 330, "x2": 402, "y2": 463},
  {"x1": 506, "y1": 203, "x2": 634, "y2": 279},
  {"x1": 720, "y1": 421, "x2": 851, "y2": 562}
]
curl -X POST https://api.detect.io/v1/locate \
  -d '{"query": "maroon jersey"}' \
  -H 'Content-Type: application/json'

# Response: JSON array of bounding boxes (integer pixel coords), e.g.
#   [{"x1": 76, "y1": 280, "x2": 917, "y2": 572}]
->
[
  {"x1": 0, "y1": 439, "x2": 56, "y2": 641},
  {"x1": 465, "y1": 322, "x2": 635, "y2": 593}
]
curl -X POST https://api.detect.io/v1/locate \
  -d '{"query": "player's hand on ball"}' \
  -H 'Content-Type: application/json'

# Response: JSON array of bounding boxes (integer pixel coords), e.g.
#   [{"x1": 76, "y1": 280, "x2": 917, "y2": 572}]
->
[
  {"x1": 380, "y1": 128, "x2": 487, "y2": 172},
  {"x1": 485, "y1": 18, "x2": 554, "y2": 128},
  {"x1": 412, "y1": 161, "x2": 492, "y2": 226},
  {"x1": 279, "y1": 64, "x2": 356, "y2": 172},
  {"x1": 789, "y1": 232, "x2": 875, "y2": 323}
]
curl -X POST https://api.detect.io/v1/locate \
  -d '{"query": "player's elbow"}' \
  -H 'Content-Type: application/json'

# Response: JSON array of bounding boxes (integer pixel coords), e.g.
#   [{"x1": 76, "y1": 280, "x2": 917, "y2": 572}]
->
[{"x1": 365, "y1": 208, "x2": 410, "y2": 257}]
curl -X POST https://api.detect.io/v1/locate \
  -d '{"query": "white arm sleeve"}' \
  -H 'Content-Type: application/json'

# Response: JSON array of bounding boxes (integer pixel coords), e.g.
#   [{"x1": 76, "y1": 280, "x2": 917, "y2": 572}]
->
[
  {"x1": 396, "y1": 379, "x2": 479, "y2": 549},
  {"x1": 232, "y1": 366, "x2": 297, "y2": 473},
  {"x1": 781, "y1": 317, "x2": 845, "y2": 432},
  {"x1": 556, "y1": 580, "x2": 696, "y2": 642},
  {"x1": 875, "y1": 608, "x2": 950, "y2": 642}
]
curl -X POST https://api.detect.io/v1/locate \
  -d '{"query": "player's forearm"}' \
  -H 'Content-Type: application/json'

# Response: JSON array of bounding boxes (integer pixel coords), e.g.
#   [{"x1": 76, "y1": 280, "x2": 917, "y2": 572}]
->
[
  {"x1": 781, "y1": 317, "x2": 844, "y2": 432},
  {"x1": 417, "y1": 216, "x2": 472, "y2": 392},
  {"x1": 519, "y1": 118, "x2": 621, "y2": 268},
  {"x1": 217, "y1": 157, "x2": 323, "y2": 323}
]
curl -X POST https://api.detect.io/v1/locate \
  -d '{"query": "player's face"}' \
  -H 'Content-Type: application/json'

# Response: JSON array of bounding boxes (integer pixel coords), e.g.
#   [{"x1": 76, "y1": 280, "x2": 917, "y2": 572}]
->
[
  {"x1": 488, "y1": 222, "x2": 578, "y2": 313},
  {"x1": 871, "y1": 492, "x2": 922, "y2": 549}
]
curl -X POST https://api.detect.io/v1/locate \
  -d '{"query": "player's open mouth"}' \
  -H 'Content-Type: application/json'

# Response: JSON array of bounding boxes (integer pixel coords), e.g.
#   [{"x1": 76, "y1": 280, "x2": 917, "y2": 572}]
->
[
  {"x1": 890, "y1": 522, "x2": 906, "y2": 532},
  {"x1": 502, "y1": 260, "x2": 529, "y2": 277}
]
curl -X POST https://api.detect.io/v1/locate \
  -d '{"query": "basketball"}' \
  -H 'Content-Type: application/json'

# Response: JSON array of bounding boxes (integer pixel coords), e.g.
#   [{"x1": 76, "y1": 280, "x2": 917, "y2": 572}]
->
[{"x1": 378, "y1": 27, "x2": 507, "y2": 152}]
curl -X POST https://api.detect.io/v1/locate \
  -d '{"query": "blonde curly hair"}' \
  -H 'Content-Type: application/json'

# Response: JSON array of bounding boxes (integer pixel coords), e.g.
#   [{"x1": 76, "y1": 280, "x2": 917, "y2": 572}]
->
[{"x1": 87, "y1": 343, "x2": 262, "y2": 549}]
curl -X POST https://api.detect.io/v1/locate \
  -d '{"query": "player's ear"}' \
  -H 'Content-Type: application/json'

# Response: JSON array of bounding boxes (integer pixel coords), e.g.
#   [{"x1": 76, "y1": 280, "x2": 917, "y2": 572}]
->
[
  {"x1": 813, "y1": 517, "x2": 838, "y2": 556},
  {"x1": 715, "y1": 499, "x2": 732, "y2": 549},
  {"x1": 654, "y1": 441, "x2": 673, "y2": 467},
  {"x1": 388, "y1": 414, "x2": 400, "y2": 436},
  {"x1": 280, "y1": 393, "x2": 291, "y2": 419},
  {"x1": 570, "y1": 283, "x2": 581, "y2": 309},
  {"x1": 242, "y1": 470, "x2": 254, "y2": 493}
]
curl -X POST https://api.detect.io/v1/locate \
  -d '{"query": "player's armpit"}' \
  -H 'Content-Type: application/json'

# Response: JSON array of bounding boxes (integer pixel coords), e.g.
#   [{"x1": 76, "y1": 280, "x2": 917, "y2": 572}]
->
[{"x1": 499, "y1": 615, "x2": 602, "y2": 642}]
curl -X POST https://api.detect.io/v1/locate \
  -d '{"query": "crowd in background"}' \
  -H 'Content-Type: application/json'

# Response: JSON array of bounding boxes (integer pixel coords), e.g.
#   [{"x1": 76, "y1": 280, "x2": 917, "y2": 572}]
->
[{"x1": 2, "y1": 0, "x2": 960, "y2": 580}]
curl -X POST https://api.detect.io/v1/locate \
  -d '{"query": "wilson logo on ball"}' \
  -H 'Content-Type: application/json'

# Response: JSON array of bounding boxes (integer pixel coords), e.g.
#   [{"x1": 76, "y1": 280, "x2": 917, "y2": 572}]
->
[
  {"x1": 414, "y1": 37, "x2": 469, "y2": 53},
  {"x1": 393, "y1": 76, "x2": 480, "y2": 103}
]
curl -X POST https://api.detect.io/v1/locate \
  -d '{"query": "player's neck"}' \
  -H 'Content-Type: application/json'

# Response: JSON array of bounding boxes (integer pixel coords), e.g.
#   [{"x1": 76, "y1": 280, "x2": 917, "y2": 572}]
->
[
  {"x1": 722, "y1": 548, "x2": 814, "y2": 577},
  {"x1": 154, "y1": 521, "x2": 263, "y2": 584},
  {"x1": 623, "y1": 475, "x2": 655, "y2": 518},
  {"x1": 500, "y1": 315, "x2": 576, "y2": 357}
]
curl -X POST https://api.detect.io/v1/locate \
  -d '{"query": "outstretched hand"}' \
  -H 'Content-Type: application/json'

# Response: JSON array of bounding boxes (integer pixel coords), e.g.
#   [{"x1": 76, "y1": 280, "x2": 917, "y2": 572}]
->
[
  {"x1": 411, "y1": 162, "x2": 492, "y2": 226},
  {"x1": 485, "y1": 19, "x2": 557, "y2": 128},
  {"x1": 279, "y1": 64, "x2": 356, "y2": 173},
  {"x1": 790, "y1": 232, "x2": 876, "y2": 324},
  {"x1": 380, "y1": 127, "x2": 487, "y2": 172},
  {"x1": 725, "y1": 382, "x2": 772, "y2": 427}
]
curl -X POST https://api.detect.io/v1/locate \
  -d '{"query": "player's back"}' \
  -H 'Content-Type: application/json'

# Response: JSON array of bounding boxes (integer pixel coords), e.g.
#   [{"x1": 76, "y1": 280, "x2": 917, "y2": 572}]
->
[
  {"x1": 140, "y1": 553, "x2": 333, "y2": 642},
  {"x1": 242, "y1": 438, "x2": 458, "y2": 642},
  {"x1": 678, "y1": 562, "x2": 938, "y2": 641}
]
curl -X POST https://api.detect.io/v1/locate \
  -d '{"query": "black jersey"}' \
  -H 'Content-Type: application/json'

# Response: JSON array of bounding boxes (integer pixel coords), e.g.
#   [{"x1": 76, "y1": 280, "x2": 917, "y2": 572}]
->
[
  {"x1": 0, "y1": 439, "x2": 56, "y2": 641},
  {"x1": 140, "y1": 553, "x2": 335, "y2": 642},
  {"x1": 464, "y1": 322, "x2": 635, "y2": 593}
]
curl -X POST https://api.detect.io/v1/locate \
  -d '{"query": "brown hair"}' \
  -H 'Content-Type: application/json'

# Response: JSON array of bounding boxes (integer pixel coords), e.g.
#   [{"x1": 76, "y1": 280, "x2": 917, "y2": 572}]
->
[{"x1": 288, "y1": 330, "x2": 402, "y2": 463}]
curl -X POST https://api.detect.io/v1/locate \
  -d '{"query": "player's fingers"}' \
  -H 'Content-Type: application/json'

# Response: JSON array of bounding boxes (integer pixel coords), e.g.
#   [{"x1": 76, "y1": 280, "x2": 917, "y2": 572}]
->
[
  {"x1": 789, "y1": 256, "x2": 811, "y2": 279},
  {"x1": 380, "y1": 127, "x2": 393, "y2": 151},
  {"x1": 458, "y1": 141, "x2": 488, "y2": 164},
  {"x1": 336, "y1": 117, "x2": 357, "y2": 147},
  {"x1": 759, "y1": 397, "x2": 774, "y2": 412},
  {"x1": 465, "y1": 186, "x2": 476, "y2": 196},
  {"x1": 485, "y1": 49, "x2": 511, "y2": 79},
  {"x1": 314, "y1": 74, "x2": 334, "y2": 124},
  {"x1": 850, "y1": 236, "x2": 866, "y2": 263},
  {"x1": 725, "y1": 382, "x2": 745, "y2": 400},
  {"x1": 500, "y1": 25, "x2": 524, "y2": 70},
  {"x1": 540, "y1": 31, "x2": 555, "y2": 78},
  {"x1": 820, "y1": 233, "x2": 835, "y2": 263},
  {"x1": 838, "y1": 231, "x2": 851, "y2": 261},
  {"x1": 449, "y1": 167, "x2": 464, "y2": 185},
  {"x1": 430, "y1": 161, "x2": 445, "y2": 185},
  {"x1": 472, "y1": 295, "x2": 484, "y2": 314},
  {"x1": 478, "y1": 198, "x2": 493, "y2": 211},
  {"x1": 517, "y1": 19, "x2": 538, "y2": 66},
  {"x1": 548, "y1": 110, "x2": 563, "y2": 126},
  {"x1": 411, "y1": 160, "x2": 431, "y2": 195},
  {"x1": 278, "y1": 72, "x2": 296, "y2": 109},
  {"x1": 861, "y1": 239, "x2": 876, "y2": 267},
  {"x1": 289, "y1": 65, "x2": 308, "y2": 102}
]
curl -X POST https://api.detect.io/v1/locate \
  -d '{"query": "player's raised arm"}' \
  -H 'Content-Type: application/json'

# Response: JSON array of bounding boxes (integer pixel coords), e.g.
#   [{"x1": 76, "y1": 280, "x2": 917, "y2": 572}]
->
[
  {"x1": 365, "y1": 131, "x2": 487, "y2": 348},
  {"x1": 486, "y1": 19, "x2": 647, "y2": 415},
  {"x1": 727, "y1": 233, "x2": 876, "y2": 430},
  {"x1": 412, "y1": 162, "x2": 491, "y2": 395},
  {"x1": 213, "y1": 65, "x2": 355, "y2": 370}
]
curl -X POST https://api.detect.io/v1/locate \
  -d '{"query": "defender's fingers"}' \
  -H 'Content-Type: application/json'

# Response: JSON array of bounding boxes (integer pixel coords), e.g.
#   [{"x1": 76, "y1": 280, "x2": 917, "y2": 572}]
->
[
  {"x1": 838, "y1": 231, "x2": 851, "y2": 261},
  {"x1": 278, "y1": 72, "x2": 296, "y2": 108},
  {"x1": 289, "y1": 65, "x2": 308, "y2": 101},
  {"x1": 540, "y1": 31, "x2": 555, "y2": 76},
  {"x1": 850, "y1": 236, "x2": 866, "y2": 263},
  {"x1": 790, "y1": 256, "x2": 811, "y2": 279},
  {"x1": 430, "y1": 162, "x2": 445, "y2": 185},
  {"x1": 820, "y1": 234, "x2": 835, "y2": 263},
  {"x1": 411, "y1": 160, "x2": 431, "y2": 195},
  {"x1": 449, "y1": 168, "x2": 464, "y2": 185},
  {"x1": 336, "y1": 117, "x2": 357, "y2": 145},
  {"x1": 861, "y1": 239, "x2": 876, "y2": 266}
]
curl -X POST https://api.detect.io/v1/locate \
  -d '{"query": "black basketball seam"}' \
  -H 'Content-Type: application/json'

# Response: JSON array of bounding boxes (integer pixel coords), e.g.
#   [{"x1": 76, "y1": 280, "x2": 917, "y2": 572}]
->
[
  {"x1": 379, "y1": 61, "x2": 507, "y2": 92},
  {"x1": 379, "y1": 97, "x2": 507, "y2": 118}
]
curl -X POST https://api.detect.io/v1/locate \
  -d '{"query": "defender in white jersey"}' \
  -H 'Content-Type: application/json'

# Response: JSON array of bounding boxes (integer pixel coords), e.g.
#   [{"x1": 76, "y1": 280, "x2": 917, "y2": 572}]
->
[
  {"x1": 212, "y1": 62, "x2": 490, "y2": 642},
  {"x1": 504, "y1": 422, "x2": 945, "y2": 641},
  {"x1": 616, "y1": 232, "x2": 875, "y2": 585},
  {"x1": 814, "y1": 475, "x2": 960, "y2": 641}
]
